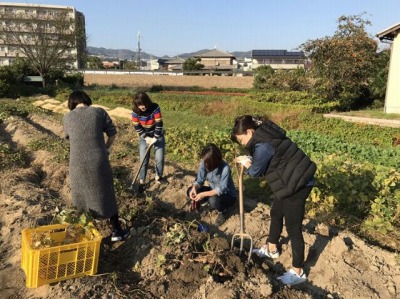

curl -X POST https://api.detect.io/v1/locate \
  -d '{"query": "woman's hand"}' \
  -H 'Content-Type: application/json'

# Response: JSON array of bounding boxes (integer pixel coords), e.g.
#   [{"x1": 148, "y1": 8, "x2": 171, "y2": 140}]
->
[
  {"x1": 234, "y1": 155, "x2": 252, "y2": 168},
  {"x1": 189, "y1": 186, "x2": 197, "y2": 200},
  {"x1": 194, "y1": 192, "x2": 205, "y2": 201},
  {"x1": 145, "y1": 137, "x2": 157, "y2": 146}
]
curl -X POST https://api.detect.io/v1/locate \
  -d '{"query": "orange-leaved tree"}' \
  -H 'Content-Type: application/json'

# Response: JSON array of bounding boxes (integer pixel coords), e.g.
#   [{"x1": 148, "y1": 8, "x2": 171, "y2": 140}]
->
[{"x1": 301, "y1": 13, "x2": 378, "y2": 109}]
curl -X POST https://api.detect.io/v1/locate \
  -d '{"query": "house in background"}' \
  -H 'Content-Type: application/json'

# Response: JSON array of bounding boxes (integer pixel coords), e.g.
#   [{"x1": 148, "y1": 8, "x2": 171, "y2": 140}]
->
[
  {"x1": 195, "y1": 49, "x2": 236, "y2": 71},
  {"x1": 165, "y1": 57, "x2": 185, "y2": 71},
  {"x1": 251, "y1": 50, "x2": 305, "y2": 70},
  {"x1": 377, "y1": 22, "x2": 400, "y2": 114},
  {"x1": 235, "y1": 57, "x2": 253, "y2": 71},
  {"x1": 147, "y1": 59, "x2": 160, "y2": 71},
  {"x1": 102, "y1": 61, "x2": 119, "y2": 69}
]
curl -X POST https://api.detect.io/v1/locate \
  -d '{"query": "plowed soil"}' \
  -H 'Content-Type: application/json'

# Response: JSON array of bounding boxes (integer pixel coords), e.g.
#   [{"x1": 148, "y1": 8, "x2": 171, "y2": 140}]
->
[{"x1": 0, "y1": 98, "x2": 399, "y2": 299}]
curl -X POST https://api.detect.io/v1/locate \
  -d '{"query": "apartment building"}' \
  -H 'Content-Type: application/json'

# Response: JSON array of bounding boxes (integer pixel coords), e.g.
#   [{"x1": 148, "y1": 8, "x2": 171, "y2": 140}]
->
[{"x1": 0, "y1": 2, "x2": 86, "y2": 69}]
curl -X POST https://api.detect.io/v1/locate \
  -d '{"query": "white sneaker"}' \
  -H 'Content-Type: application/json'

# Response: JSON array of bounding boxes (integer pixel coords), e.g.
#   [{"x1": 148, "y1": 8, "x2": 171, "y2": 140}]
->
[
  {"x1": 277, "y1": 269, "x2": 307, "y2": 285},
  {"x1": 252, "y1": 245, "x2": 280, "y2": 259},
  {"x1": 155, "y1": 175, "x2": 168, "y2": 185}
]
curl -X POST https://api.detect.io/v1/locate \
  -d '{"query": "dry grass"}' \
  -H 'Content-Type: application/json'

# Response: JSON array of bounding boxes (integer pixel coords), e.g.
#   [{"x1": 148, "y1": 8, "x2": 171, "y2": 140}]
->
[
  {"x1": 199, "y1": 100, "x2": 242, "y2": 117},
  {"x1": 84, "y1": 74, "x2": 254, "y2": 89}
]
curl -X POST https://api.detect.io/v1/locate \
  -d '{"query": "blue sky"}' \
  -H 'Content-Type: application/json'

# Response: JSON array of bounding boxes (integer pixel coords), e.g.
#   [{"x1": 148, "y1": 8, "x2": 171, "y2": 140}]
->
[{"x1": 17, "y1": 0, "x2": 400, "y2": 56}]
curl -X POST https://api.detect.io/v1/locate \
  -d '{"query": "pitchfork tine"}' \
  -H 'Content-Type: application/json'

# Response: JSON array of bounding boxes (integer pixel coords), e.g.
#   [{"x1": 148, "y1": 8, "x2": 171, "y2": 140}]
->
[{"x1": 231, "y1": 163, "x2": 253, "y2": 263}]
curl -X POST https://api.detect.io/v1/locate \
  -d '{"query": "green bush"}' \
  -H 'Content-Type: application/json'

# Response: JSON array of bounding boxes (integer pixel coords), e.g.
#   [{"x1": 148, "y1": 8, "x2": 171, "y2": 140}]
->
[
  {"x1": 253, "y1": 68, "x2": 311, "y2": 92},
  {"x1": 248, "y1": 91, "x2": 323, "y2": 105},
  {"x1": 246, "y1": 91, "x2": 339, "y2": 113},
  {"x1": 0, "y1": 67, "x2": 21, "y2": 98},
  {"x1": 0, "y1": 102, "x2": 30, "y2": 123},
  {"x1": 60, "y1": 73, "x2": 84, "y2": 87},
  {"x1": 309, "y1": 154, "x2": 400, "y2": 235}
]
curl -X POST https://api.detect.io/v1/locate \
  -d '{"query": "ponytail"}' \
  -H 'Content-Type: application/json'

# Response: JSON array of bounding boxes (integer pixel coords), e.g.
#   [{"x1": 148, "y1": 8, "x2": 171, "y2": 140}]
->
[
  {"x1": 231, "y1": 114, "x2": 265, "y2": 143},
  {"x1": 252, "y1": 115, "x2": 263, "y2": 127}
]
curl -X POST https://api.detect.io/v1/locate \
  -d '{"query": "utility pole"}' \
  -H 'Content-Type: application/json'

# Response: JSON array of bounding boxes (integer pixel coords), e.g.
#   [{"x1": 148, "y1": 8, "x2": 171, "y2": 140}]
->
[{"x1": 137, "y1": 31, "x2": 142, "y2": 70}]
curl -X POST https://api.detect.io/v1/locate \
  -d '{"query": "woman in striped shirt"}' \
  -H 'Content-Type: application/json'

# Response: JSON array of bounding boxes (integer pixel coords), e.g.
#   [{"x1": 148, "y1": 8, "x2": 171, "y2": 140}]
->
[{"x1": 132, "y1": 92, "x2": 166, "y2": 193}]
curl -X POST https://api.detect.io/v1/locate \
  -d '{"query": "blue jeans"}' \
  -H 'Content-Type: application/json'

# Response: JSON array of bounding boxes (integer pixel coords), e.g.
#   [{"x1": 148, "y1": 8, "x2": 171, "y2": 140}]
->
[{"x1": 139, "y1": 136, "x2": 165, "y2": 182}]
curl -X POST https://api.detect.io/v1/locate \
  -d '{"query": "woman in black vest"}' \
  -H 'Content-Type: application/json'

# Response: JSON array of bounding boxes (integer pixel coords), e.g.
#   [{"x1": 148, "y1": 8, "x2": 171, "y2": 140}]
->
[{"x1": 231, "y1": 115, "x2": 316, "y2": 286}]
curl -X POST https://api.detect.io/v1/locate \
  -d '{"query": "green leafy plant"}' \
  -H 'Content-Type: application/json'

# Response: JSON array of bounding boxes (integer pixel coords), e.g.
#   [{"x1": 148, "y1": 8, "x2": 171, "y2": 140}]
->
[
  {"x1": 53, "y1": 208, "x2": 94, "y2": 226},
  {"x1": 0, "y1": 142, "x2": 27, "y2": 169},
  {"x1": 28, "y1": 136, "x2": 69, "y2": 162}
]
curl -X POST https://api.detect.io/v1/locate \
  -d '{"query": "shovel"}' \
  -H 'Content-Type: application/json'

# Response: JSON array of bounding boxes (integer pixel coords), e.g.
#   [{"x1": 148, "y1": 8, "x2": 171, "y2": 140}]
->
[
  {"x1": 231, "y1": 163, "x2": 253, "y2": 263},
  {"x1": 128, "y1": 143, "x2": 153, "y2": 193}
]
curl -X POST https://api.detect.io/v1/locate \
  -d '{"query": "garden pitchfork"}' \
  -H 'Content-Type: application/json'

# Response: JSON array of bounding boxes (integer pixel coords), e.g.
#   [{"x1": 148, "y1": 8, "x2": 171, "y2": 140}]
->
[{"x1": 231, "y1": 163, "x2": 253, "y2": 263}]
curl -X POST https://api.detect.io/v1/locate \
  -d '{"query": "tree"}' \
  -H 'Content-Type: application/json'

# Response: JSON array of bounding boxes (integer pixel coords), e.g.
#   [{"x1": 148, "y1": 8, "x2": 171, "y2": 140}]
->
[
  {"x1": 0, "y1": 9, "x2": 86, "y2": 87},
  {"x1": 123, "y1": 60, "x2": 138, "y2": 70},
  {"x1": 253, "y1": 65, "x2": 310, "y2": 92},
  {"x1": 183, "y1": 57, "x2": 204, "y2": 72},
  {"x1": 87, "y1": 56, "x2": 104, "y2": 69},
  {"x1": 253, "y1": 65, "x2": 275, "y2": 89},
  {"x1": 300, "y1": 13, "x2": 378, "y2": 109},
  {"x1": 370, "y1": 49, "x2": 390, "y2": 101}
]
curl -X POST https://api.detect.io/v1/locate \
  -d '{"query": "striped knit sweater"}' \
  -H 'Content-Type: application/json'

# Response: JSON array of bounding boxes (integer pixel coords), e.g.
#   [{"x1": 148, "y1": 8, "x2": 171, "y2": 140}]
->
[{"x1": 131, "y1": 103, "x2": 163, "y2": 138}]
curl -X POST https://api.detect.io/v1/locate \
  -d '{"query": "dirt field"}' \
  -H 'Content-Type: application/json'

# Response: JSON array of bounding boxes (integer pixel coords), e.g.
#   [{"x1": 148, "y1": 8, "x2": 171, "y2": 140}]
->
[
  {"x1": 0, "y1": 98, "x2": 399, "y2": 299},
  {"x1": 83, "y1": 73, "x2": 254, "y2": 89}
]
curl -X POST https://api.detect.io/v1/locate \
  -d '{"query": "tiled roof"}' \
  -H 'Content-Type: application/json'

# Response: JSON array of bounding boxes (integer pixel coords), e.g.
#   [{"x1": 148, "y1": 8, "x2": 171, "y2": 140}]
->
[
  {"x1": 165, "y1": 57, "x2": 185, "y2": 64},
  {"x1": 377, "y1": 22, "x2": 400, "y2": 41},
  {"x1": 195, "y1": 49, "x2": 235, "y2": 58}
]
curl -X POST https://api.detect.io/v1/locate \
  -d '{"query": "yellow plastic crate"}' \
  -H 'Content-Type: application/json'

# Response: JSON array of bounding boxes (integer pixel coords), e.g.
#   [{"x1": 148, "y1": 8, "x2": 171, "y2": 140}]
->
[{"x1": 21, "y1": 223, "x2": 102, "y2": 288}]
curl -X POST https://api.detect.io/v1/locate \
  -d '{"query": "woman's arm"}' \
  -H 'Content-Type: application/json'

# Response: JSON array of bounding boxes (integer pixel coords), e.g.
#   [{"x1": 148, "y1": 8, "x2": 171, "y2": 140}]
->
[
  {"x1": 131, "y1": 111, "x2": 146, "y2": 138},
  {"x1": 153, "y1": 105, "x2": 163, "y2": 138},
  {"x1": 192, "y1": 162, "x2": 214, "y2": 200},
  {"x1": 193, "y1": 162, "x2": 207, "y2": 187},
  {"x1": 246, "y1": 142, "x2": 275, "y2": 177},
  {"x1": 195, "y1": 188, "x2": 218, "y2": 201},
  {"x1": 213, "y1": 164, "x2": 231, "y2": 196},
  {"x1": 105, "y1": 134, "x2": 116, "y2": 149}
]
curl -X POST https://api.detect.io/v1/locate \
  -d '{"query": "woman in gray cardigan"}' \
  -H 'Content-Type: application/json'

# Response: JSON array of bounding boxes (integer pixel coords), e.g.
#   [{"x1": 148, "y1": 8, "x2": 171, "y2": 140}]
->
[{"x1": 63, "y1": 90, "x2": 129, "y2": 242}]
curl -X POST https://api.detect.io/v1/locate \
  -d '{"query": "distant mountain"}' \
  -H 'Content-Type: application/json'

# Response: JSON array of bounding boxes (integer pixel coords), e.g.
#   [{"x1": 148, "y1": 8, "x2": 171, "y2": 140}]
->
[
  {"x1": 178, "y1": 49, "x2": 212, "y2": 58},
  {"x1": 87, "y1": 46, "x2": 155, "y2": 60},
  {"x1": 232, "y1": 51, "x2": 252, "y2": 58},
  {"x1": 87, "y1": 46, "x2": 252, "y2": 60}
]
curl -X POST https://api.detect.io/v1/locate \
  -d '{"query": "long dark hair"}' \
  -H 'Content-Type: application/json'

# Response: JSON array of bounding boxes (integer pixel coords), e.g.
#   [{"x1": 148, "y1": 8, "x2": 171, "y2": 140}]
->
[
  {"x1": 132, "y1": 92, "x2": 153, "y2": 114},
  {"x1": 201, "y1": 143, "x2": 223, "y2": 172},
  {"x1": 68, "y1": 90, "x2": 92, "y2": 110},
  {"x1": 231, "y1": 115, "x2": 263, "y2": 143}
]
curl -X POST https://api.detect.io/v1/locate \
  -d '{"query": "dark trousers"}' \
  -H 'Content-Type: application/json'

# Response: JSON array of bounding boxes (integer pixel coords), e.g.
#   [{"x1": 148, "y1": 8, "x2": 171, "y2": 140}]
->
[
  {"x1": 109, "y1": 214, "x2": 121, "y2": 232},
  {"x1": 186, "y1": 186, "x2": 236, "y2": 213},
  {"x1": 267, "y1": 186, "x2": 313, "y2": 268}
]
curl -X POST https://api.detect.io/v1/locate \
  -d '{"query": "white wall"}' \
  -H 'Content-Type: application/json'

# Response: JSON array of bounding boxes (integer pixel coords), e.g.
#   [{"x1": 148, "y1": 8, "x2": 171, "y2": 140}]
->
[{"x1": 385, "y1": 36, "x2": 400, "y2": 113}]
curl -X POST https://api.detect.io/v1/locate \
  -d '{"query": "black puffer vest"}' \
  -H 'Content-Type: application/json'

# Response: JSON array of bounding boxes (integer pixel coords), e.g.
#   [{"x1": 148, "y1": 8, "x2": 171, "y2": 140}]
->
[{"x1": 246, "y1": 120, "x2": 316, "y2": 200}]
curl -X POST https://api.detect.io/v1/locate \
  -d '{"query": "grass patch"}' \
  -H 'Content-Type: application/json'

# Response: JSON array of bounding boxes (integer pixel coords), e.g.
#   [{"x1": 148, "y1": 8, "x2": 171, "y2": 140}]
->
[
  {"x1": 337, "y1": 109, "x2": 400, "y2": 120},
  {"x1": 163, "y1": 111, "x2": 232, "y2": 131}
]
